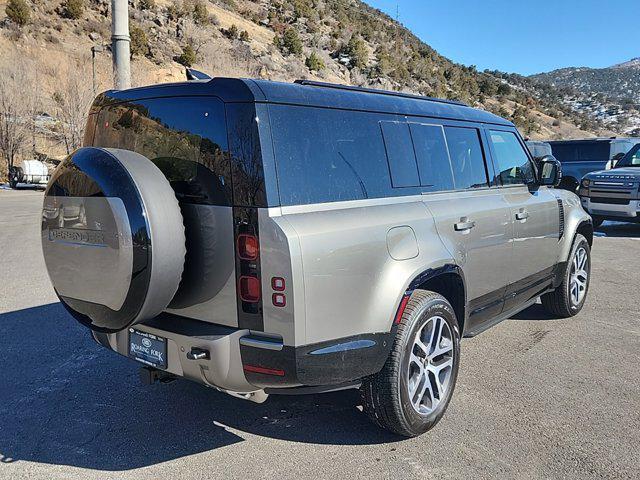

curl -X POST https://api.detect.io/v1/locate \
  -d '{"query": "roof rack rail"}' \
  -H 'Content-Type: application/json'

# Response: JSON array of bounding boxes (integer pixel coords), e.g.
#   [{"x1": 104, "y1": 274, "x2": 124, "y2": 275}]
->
[{"x1": 293, "y1": 79, "x2": 468, "y2": 107}]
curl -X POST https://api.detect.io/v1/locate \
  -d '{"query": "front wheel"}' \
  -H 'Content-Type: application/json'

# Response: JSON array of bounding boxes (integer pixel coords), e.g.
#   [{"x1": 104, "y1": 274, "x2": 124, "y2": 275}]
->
[
  {"x1": 361, "y1": 290, "x2": 461, "y2": 437},
  {"x1": 541, "y1": 233, "x2": 591, "y2": 317}
]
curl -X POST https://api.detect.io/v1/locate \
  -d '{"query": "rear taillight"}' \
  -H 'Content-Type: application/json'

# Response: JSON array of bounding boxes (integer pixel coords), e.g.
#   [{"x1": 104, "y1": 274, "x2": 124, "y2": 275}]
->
[
  {"x1": 237, "y1": 234, "x2": 259, "y2": 260},
  {"x1": 239, "y1": 275, "x2": 261, "y2": 303}
]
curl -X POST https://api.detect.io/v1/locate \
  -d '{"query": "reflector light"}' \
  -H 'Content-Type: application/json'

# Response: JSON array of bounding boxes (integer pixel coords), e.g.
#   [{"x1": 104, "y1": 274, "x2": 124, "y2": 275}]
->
[
  {"x1": 243, "y1": 364, "x2": 285, "y2": 376},
  {"x1": 239, "y1": 275, "x2": 261, "y2": 302},
  {"x1": 394, "y1": 294, "x2": 411, "y2": 324},
  {"x1": 271, "y1": 277, "x2": 286, "y2": 291},
  {"x1": 237, "y1": 234, "x2": 259, "y2": 260},
  {"x1": 272, "y1": 293, "x2": 286, "y2": 307}
]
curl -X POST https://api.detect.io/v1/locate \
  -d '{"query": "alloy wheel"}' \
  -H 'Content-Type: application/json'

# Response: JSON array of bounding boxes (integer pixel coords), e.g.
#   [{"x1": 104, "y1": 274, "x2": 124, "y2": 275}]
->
[
  {"x1": 570, "y1": 246, "x2": 588, "y2": 306},
  {"x1": 407, "y1": 315, "x2": 454, "y2": 415}
]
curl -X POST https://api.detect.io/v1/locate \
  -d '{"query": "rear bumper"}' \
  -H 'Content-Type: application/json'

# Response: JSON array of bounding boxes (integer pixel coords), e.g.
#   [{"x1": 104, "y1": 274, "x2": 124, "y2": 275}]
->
[
  {"x1": 580, "y1": 197, "x2": 640, "y2": 219},
  {"x1": 92, "y1": 313, "x2": 393, "y2": 394}
]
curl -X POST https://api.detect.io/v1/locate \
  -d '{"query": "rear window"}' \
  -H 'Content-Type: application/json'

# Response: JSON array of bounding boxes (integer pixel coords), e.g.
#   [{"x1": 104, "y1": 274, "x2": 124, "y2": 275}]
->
[
  {"x1": 93, "y1": 97, "x2": 231, "y2": 205},
  {"x1": 550, "y1": 141, "x2": 611, "y2": 163}
]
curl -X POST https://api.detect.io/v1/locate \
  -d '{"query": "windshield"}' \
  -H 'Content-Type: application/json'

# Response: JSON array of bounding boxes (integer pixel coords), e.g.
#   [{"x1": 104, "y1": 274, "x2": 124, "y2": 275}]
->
[{"x1": 615, "y1": 143, "x2": 640, "y2": 168}]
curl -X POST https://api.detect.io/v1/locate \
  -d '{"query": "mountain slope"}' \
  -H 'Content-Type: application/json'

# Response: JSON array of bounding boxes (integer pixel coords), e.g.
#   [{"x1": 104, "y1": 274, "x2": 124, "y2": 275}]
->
[
  {"x1": 0, "y1": 0, "x2": 622, "y2": 177},
  {"x1": 530, "y1": 60, "x2": 640, "y2": 134}
]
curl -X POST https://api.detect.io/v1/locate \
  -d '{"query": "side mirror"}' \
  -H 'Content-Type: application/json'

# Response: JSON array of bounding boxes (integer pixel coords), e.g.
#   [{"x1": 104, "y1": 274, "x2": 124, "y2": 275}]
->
[
  {"x1": 610, "y1": 152, "x2": 625, "y2": 169},
  {"x1": 538, "y1": 155, "x2": 562, "y2": 187}
]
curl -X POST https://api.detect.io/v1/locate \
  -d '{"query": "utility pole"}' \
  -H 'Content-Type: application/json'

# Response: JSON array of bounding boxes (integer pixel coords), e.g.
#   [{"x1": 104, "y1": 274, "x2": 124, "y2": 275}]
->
[{"x1": 111, "y1": 0, "x2": 131, "y2": 90}]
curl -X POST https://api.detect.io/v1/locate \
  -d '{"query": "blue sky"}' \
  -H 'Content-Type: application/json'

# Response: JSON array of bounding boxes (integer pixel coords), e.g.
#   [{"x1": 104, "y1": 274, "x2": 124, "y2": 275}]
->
[{"x1": 363, "y1": 0, "x2": 640, "y2": 75}]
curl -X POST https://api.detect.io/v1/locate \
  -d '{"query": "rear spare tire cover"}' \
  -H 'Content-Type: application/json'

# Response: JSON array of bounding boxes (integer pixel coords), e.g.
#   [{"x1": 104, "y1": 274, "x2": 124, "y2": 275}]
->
[{"x1": 41, "y1": 147, "x2": 186, "y2": 332}]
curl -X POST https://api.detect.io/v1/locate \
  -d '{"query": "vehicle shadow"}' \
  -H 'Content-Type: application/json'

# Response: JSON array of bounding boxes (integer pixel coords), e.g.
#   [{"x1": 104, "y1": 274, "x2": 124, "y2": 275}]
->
[
  {"x1": 510, "y1": 302, "x2": 558, "y2": 321},
  {"x1": 0, "y1": 303, "x2": 399, "y2": 471},
  {"x1": 595, "y1": 221, "x2": 640, "y2": 239}
]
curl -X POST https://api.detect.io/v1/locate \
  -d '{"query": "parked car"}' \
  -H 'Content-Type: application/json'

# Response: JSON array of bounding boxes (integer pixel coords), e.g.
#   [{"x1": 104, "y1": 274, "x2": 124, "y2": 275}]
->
[
  {"x1": 578, "y1": 142, "x2": 640, "y2": 227},
  {"x1": 40, "y1": 78, "x2": 593, "y2": 437},
  {"x1": 548, "y1": 138, "x2": 640, "y2": 192},
  {"x1": 8, "y1": 160, "x2": 50, "y2": 189}
]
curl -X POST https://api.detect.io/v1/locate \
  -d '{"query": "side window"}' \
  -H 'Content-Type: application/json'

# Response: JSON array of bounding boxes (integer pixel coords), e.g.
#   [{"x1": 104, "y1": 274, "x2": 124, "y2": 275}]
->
[
  {"x1": 270, "y1": 105, "x2": 402, "y2": 206},
  {"x1": 489, "y1": 130, "x2": 535, "y2": 186},
  {"x1": 409, "y1": 123, "x2": 454, "y2": 192},
  {"x1": 443, "y1": 126, "x2": 488, "y2": 189},
  {"x1": 380, "y1": 121, "x2": 420, "y2": 188}
]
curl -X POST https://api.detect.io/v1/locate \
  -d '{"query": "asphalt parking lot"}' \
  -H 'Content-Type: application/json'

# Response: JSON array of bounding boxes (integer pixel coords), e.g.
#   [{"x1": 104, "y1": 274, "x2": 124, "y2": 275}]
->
[{"x1": 1, "y1": 187, "x2": 639, "y2": 480}]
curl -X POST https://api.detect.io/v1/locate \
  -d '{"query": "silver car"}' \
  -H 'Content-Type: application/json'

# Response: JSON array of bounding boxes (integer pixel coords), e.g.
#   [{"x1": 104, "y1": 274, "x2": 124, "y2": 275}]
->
[{"x1": 40, "y1": 78, "x2": 594, "y2": 437}]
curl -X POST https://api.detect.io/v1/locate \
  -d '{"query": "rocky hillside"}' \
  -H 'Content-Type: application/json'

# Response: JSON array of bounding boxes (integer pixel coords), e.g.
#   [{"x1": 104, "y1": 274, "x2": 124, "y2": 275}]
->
[
  {"x1": 0, "y1": 0, "x2": 627, "y2": 178},
  {"x1": 530, "y1": 60, "x2": 640, "y2": 135}
]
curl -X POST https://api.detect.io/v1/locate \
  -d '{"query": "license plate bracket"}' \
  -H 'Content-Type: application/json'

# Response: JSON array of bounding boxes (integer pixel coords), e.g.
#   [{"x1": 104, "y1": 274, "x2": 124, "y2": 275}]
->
[{"x1": 128, "y1": 329, "x2": 168, "y2": 369}]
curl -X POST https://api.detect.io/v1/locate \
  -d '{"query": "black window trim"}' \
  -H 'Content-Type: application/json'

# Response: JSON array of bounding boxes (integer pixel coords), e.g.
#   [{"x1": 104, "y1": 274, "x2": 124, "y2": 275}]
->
[
  {"x1": 403, "y1": 118, "x2": 496, "y2": 194},
  {"x1": 484, "y1": 126, "x2": 538, "y2": 189}
]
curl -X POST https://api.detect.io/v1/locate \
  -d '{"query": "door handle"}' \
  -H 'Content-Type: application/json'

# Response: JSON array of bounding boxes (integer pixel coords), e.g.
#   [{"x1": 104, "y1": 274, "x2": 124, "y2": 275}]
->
[
  {"x1": 515, "y1": 210, "x2": 529, "y2": 221},
  {"x1": 454, "y1": 218, "x2": 476, "y2": 232}
]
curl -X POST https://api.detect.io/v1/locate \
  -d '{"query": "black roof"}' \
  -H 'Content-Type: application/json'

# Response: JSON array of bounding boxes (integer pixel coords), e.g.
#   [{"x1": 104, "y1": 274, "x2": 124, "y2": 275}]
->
[{"x1": 98, "y1": 77, "x2": 513, "y2": 126}]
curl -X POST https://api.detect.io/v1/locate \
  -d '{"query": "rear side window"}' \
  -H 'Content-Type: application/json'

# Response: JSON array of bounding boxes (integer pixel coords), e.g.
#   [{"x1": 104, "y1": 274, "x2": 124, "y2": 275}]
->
[
  {"x1": 443, "y1": 127, "x2": 488, "y2": 189},
  {"x1": 409, "y1": 123, "x2": 455, "y2": 192},
  {"x1": 489, "y1": 130, "x2": 535, "y2": 186},
  {"x1": 269, "y1": 105, "x2": 407, "y2": 206},
  {"x1": 380, "y1": 121, "x2": 420, "y2": 188},
  {"x1": 551, "y1": 141, "x2": 610, "y2": 162}
]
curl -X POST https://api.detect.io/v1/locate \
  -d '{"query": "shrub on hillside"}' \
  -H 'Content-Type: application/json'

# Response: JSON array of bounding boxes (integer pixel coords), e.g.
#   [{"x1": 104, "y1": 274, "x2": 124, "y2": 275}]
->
[
  {"x1": 192, "y1": 0, "x2": 209, "y2": 25},
  {"x1": 5, "y1": 0, "x2": 31, "y2": 26},
  {"x1": 222, "y1": 24, "x2": 239, "y2": 39},
  {"x1": 62, "y1": 0, "x2": 84, "y2": 19},
  {"x1": 139, "y1": 0, "x2": 156, "y2": 10},
  {"x1": 176, "y1": 44, "x2": 196, "y2": 67},
  {"x1": 345, "y1": 35, "x2": 367, "y2": 69},
  {"x1": 238, "y1": 30, "x2": 249, "y2": 42},
  {"x1": 130, "y1": 25, "x2": 149, "y2": 57},
  {"x1": 279, "y1": 28, "x2": 302, "y2": 56},
  {"x1": 305, "y1": 52, "x2": 325, "y2": 71}
]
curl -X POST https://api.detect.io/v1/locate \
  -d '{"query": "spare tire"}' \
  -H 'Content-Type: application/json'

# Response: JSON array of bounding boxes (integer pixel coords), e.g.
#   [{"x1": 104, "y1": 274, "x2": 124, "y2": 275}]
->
[{"x1": 41, "y1": 147, "x2": 186, "y2": 333}]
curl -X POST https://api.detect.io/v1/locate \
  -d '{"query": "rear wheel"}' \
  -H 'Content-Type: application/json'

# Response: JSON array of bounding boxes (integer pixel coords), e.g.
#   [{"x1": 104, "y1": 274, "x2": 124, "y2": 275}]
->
[
  {"x1": 361, "y1": 290, "x2": 460, "y2": 437},
  {"x1": 541, "y1": 234, "x2": 590, "y2": 317}
]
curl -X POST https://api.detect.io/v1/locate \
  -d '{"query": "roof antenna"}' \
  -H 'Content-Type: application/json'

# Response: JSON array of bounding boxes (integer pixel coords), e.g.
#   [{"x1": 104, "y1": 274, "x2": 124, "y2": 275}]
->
[{"x1": 185, "y1": 68, "x2": 212, "y2": 81}]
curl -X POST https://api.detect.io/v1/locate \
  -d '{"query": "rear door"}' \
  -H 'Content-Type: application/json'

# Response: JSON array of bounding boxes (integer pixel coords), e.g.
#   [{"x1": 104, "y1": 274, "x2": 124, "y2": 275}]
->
[
  {"x1": 411, "y1": 121, "x2": 513, "y2": 333},
  {"x1": 486, "y1": 128, "x2": 560, "y2": 312}
]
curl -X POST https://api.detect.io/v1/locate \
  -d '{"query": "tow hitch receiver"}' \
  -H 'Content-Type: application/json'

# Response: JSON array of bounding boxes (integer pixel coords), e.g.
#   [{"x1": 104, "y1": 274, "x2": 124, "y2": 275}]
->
[{"x1": 139, "y1": 366, "x2": 176, "y2": 385}]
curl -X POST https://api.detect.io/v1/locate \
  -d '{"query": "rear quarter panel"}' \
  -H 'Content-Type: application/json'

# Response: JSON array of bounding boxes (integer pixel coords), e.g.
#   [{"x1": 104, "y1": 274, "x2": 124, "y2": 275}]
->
[{"x1": 278, "y1": 197, "x2": 455, "y2": 345}]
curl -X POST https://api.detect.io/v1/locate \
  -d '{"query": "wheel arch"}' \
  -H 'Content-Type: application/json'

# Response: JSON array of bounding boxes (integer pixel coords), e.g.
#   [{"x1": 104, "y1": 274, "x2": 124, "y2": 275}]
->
[
  {"x1": 405, "y1": 265, "x2": 467, "y2": 336},
  {"x1": 576, "y1": 220, "x2": 594, "y2": 247}
]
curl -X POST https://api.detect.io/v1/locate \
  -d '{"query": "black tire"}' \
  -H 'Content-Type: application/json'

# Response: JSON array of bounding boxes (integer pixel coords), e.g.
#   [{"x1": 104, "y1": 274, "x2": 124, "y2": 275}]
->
[
  {"x1": 8, "y1": 169, "x2": 18, "y2": 189},
  {"x1": 541, "y1": 233, "x2": 591, "y2": 318},
  {"x1": 591, "y1": 216, "x2": 604, "y2": 229},
  {"x1": 361, "y1": 290, "x2": 461, "y2": 437}
]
